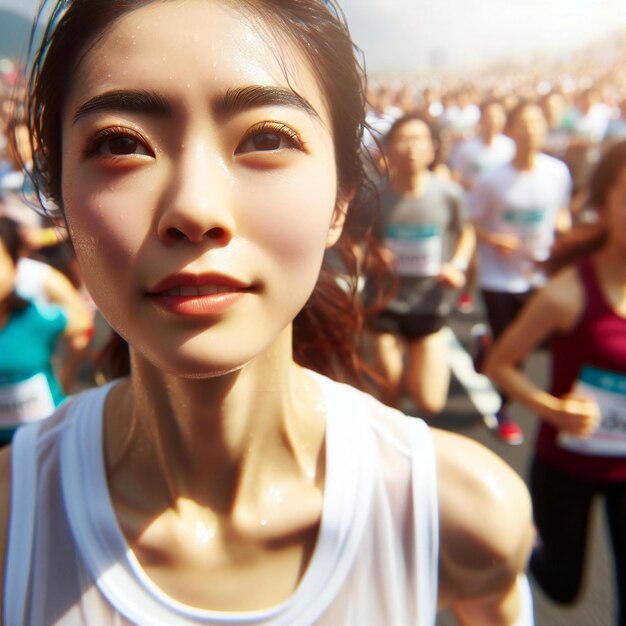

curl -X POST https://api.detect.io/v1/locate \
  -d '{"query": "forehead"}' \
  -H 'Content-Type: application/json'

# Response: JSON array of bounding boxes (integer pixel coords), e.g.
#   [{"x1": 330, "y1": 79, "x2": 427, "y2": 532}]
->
[
  {"x1": 394, "y1": 119, "x2": 431, "y2": 139},
  {"x1": 517, "y1": 105, "x2": 544, "y2": 121},
  {"x1": 483, "y1": 103, "x2": 504, "y2": 116},
  {"x1": 65, "y1": 0, "x2": 329, "y2": 121}
]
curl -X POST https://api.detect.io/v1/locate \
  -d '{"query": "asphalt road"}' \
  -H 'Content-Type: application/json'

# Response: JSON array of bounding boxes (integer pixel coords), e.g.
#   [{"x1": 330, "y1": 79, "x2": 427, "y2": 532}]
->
[{"x1": 424, "y1": 303, "x2": 615, "y2": 626}]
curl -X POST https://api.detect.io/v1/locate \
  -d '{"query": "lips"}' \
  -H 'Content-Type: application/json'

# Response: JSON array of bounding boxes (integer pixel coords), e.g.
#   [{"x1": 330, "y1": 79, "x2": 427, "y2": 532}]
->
[
  {"x1": 160, "y1": 284, "x2": 244, "y2": 297},
  {"x1": 147, "y1": 273, "x2": 254, "y2": 316},
  {"x1": 149, "y1": 273, "x2": 252, "y2": 296}
]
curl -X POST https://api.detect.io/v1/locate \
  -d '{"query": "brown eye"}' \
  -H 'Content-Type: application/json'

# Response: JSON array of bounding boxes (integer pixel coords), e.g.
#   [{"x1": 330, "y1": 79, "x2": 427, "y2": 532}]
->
[
  {"x1": 252, "y1": 132, "x2": 282, "y2": 151},
  {"x1": 236, "y1": 123, "x2": 303, "y2": 155},
  {"x1": 85, "y1": 127, "x2": 153, "y2": 159},
  {"x1": 108, "y1": 136, "x2": 140, "y2": 155}
]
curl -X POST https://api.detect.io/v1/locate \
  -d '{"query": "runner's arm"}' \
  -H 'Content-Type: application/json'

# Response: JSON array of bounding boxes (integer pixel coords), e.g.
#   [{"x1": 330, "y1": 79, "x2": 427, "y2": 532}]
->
[
  {"x1": 484, "y1": 268, "x2": 597, "y2": 435},
  {"x1": 450, "y1": 223, "x2": 476, "y2": 270},
  {"x1": 435, "y1": 429, "x2": 534, "y2": 625}
]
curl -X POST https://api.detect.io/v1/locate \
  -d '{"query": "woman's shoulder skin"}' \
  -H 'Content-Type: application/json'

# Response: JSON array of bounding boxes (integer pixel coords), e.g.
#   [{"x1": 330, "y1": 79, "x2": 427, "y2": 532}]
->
[
  {"x1": 524, "y1": 264, "x2": 585, "y2": 336},
  {"x1": 0, "y1": 445, "x2": 11, "y2": 620},
  {"x1": 434, "y1": 428, "x2": 534, "y2": 624}
]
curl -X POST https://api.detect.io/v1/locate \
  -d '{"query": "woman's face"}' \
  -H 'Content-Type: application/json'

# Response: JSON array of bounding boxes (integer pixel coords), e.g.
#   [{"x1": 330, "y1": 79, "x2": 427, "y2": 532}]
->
[{"x1": 61, "y1": 0, "x2": 345, "y2": 376}]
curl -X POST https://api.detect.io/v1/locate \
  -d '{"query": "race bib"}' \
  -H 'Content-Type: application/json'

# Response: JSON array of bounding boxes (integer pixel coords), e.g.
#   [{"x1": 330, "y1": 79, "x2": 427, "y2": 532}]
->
[
  {"x1": 384, "y1": 224, "x2": 442, "y2": 277},
  {"x1": 558, "y1": 366, "x2": 626, "y2": 457},
  {"x1": 503, "y1": 207, "x2": 548, "y2": 259},
  {"x1": 0, "y1": 373, "x2": 55, "y2": 427}
]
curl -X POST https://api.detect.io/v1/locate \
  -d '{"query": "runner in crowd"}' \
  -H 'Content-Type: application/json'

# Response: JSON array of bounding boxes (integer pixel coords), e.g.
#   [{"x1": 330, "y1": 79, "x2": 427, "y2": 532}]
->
[
  {"x1": 451, "y1": 99, "x2": 515, "y2": 191},
  {"x1": 372, "y1": 113, "x2": 475, "y2": 414},
  {"x1": 485, "y1": 139, "x2": 626, "y2": 626},
  {"x1": 0, "y1": 1, "x2": 533, "y2": 624},
  {"x1": 539, "y1": 90, "x2": 570, "y2": 161},
  {"x1": 451, "y1": 98, "x2": 516, "y2": 314},
  {"x1": 469, "y1": 99, "x2": 573, "y2": 445},
  {"x1": 0, "y1": 217, "x2": 91, "y2": 445}
]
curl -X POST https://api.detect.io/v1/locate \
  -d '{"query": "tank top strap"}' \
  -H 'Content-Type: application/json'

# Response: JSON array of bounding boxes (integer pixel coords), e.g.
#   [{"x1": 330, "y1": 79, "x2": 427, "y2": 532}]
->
[
  {"x1": 4, "y1": 422, "x2": 42, "y2": 626},
  {"x1": 407, "y1": 418, "x2": 439, "y2": 626}
]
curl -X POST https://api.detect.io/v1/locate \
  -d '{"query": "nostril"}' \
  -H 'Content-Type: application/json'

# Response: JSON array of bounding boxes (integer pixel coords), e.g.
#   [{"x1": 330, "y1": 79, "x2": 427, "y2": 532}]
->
[
  {"x1": 166, "y1": 228, "x2": 186, "y2": 240},
  {"x1": 207, "y1": 227, "x2": 226, "y2": 240}
]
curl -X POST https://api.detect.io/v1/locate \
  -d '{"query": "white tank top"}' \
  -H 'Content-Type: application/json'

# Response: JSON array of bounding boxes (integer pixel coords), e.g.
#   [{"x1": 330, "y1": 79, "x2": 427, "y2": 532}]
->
[{"x1": 4, "y1": 372, "x2": 439, "y2": 626}]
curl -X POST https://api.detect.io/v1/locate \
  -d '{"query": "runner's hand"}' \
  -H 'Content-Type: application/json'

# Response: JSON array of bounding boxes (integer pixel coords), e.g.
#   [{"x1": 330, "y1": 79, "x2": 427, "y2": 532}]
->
[
  {"x1": 488, "y1": 233, "x2": 522, "y2": 257},
  {"x1": 551, "y1": 391, "x2": 601, "y2": 437},
  {"x1": 438, "y1": 262, "x2": 466, "y2": 289}
]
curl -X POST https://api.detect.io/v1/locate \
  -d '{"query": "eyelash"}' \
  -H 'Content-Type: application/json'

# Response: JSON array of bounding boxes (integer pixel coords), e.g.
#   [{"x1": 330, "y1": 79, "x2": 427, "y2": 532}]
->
[
  {"x1": 237, "y1": 121, "x2": 305, "y2": 152},
  {"x1": 83, "y1": 126, "x2": 150, "y2": 159},
  {"x1": 82, "y1": 120, "x2": 305, "y2": 160}
]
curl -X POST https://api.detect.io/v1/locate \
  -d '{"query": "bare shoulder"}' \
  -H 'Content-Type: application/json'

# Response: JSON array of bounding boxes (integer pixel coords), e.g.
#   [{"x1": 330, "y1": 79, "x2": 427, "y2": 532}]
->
[
  {"x1": 529, "y1": 265, "x2": 584, "y2": 333},
  {"x1": 0, "y1": 445, "x2": 12, "y2": 618},
  {"x1": 432, "y1": 429, "x2": 533, "y2": 607}
]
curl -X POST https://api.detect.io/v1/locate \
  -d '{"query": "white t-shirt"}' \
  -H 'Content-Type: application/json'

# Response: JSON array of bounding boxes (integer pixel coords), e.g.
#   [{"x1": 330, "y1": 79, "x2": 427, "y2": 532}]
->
[
  {"x1": 5, "y1": 371, "x2": 439, "y2": 626},
  {"x1": 469, "y1": 154, "x2": 572, "y2": 292},
  {"x1": 451, "y1": 134, "x2": 515, "y2": 186}
]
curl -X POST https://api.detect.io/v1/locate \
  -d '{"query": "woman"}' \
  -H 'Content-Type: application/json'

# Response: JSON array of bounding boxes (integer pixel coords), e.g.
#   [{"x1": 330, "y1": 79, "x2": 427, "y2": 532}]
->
[
  {"x1": 0, "y1": 1, "x2": 532, "y2": 624},
  {"x1": 372, "y1": 113, "x2": 475, "y2": 414},
  {"x1": 485, "y1": 140, "x2": 626, "y2": 624},
  {"x1": 0, "y1": 216, "x2": 90, "y2": 444}
]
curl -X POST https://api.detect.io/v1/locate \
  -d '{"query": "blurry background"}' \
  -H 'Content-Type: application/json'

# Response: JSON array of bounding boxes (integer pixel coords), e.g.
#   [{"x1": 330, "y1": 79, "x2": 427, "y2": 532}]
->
[{"x1": 2, "y1": 0, "x2": 626, "y2": 73}]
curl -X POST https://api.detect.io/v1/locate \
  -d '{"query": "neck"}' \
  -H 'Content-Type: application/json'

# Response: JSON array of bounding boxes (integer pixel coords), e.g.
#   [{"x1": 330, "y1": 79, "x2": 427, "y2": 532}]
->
[
  {"x1": 481, "y1": 129, "x2": 496, "y2": 146},
  {"x1": 105, "y1": 328, "x2": 326, "y2": 516},
  {"x1": 391, "y1": 168, "x2": 430, "y2": 197},
  {"x1": 512, "y1": 147, "x2": 537, "y2": 171}
]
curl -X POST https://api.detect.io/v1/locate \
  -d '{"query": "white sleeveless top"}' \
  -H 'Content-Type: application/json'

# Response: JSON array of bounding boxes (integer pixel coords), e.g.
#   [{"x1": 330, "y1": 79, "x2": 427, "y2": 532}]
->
[{"x1": 4, "y1": 372, "x2": 439, "y2": 626}]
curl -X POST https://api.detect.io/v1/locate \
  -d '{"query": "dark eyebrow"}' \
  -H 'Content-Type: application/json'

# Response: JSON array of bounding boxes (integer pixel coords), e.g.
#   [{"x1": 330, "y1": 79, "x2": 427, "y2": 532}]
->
[
  {"x1": 72, "y1": 90, "x2": 172, "y2": 125},
  {"x1": 213, "y1": 86, "x2": 322, "y2": 123}
]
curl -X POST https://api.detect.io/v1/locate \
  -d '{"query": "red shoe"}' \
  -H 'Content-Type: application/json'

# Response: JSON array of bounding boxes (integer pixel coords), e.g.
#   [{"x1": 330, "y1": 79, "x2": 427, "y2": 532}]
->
[
  {"x1": 456, "y1": 291, "x2": 474, "y2": 314},
  {"x1": 495, "y1": 411, "x2": 524, "y2": 446}
]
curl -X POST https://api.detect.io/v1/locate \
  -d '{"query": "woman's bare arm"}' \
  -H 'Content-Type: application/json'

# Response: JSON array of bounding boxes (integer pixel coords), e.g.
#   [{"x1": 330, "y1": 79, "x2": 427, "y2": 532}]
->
[
  {"x1": 485, "y1": 268, "x2": 599, "y2": 436},
  {"x1": 435, "y1": 429, "x2": 534, "y2": 625}
]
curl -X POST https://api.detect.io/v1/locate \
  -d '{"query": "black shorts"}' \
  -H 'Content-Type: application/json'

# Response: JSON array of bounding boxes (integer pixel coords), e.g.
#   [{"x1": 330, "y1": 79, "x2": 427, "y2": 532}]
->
[
  {"x1": 480, "y1": 289, "x2": 534, "y2": 340},
  {"x1": 373, "y1": 310, "x2": 445, "y2": 341}
]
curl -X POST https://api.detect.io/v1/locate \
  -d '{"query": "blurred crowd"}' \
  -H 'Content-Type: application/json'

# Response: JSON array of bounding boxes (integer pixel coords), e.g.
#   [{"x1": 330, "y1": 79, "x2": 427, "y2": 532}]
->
[{"x1": 366, "y1": 33, "x2": 626, "y2": 207}]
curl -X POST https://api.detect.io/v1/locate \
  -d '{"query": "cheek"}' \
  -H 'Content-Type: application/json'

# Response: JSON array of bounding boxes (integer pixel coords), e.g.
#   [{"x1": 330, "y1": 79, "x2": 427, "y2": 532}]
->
[
  {"x1": 240, "y1": 166, "x2": 337, "y2": 261},
  {"x1": 63, "y1": 179, "x2": 150, "y2": 287}
]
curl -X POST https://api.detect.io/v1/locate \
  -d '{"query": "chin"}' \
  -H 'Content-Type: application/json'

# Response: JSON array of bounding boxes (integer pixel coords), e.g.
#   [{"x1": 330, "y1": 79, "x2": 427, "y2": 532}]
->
[{"x1": 140, "y1": 349, "x2": 253, "y2": 379}]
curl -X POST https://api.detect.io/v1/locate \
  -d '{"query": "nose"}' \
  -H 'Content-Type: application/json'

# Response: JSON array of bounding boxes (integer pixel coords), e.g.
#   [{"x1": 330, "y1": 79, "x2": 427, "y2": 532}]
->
[{"x1": 157, "y1": 139, "x2": 235, "y2": 246}]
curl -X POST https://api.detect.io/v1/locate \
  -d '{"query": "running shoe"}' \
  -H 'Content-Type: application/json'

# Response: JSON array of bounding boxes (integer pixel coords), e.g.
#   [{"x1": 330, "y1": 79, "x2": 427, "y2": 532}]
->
[
  {"x1": 494, "y1": 409, "x2": 524, "y2": 446},
  {"x1": 455, "y1": 291, "x2": 474, "y2": 314}
]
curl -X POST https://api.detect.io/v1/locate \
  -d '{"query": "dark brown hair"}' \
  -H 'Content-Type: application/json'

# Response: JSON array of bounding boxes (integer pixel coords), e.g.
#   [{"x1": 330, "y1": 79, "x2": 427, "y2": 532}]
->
[
  {"x1": 0, "y1": 216, "x2": 29, "y2": 313},
  {"x1": 23, "y1": 0, "x2": 387, "y2": 387}
]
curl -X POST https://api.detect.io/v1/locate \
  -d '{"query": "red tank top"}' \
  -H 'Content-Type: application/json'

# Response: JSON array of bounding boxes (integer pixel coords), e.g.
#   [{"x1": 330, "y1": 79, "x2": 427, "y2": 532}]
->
[{"x1": 536, "y1": 258, "x2": 626, "y2": 481}]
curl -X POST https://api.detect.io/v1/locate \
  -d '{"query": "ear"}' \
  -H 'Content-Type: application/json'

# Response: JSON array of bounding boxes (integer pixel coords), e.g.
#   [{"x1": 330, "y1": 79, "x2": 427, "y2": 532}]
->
[{"x1": 325, "y1": 190, "x2": 353, "y2": 248}]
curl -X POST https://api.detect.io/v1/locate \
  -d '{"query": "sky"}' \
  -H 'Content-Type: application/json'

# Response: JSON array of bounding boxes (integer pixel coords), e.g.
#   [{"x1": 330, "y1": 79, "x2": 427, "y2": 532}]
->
[{"x1": 2, "y1": 0, "x2": 626, "y2": 73}]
